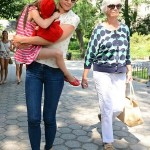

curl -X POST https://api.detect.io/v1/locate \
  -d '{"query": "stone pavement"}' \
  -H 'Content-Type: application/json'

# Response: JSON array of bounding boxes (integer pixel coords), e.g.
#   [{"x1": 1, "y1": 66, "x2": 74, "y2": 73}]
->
[{"x1": 0, "y1": 61, "x2": 150, "y2": 150}]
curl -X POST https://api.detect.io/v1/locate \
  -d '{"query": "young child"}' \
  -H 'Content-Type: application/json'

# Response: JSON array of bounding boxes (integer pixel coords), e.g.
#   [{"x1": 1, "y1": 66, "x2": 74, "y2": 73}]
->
[{"x1": 15, "y1": 0, "x2": 80, "y2": 86}]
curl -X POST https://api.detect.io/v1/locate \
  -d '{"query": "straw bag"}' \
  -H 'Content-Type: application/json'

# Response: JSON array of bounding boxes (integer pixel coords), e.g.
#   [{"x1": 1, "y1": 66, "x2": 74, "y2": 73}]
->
[{"x1": 117, "y1": 82, "x2": 143, "y2": 127}]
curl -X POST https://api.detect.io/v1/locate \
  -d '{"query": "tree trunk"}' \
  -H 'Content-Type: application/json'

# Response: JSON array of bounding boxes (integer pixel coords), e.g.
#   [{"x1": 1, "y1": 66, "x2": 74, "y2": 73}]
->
[
  {"x1": 124, "y1": 0, "x2": 130, "y2": 29},
  {"x1": 133, "y1": 4, "x2": 139, "y2": 23},
  {"x1": 75, "y1": 28, "x2": 85, "y2": 58}
]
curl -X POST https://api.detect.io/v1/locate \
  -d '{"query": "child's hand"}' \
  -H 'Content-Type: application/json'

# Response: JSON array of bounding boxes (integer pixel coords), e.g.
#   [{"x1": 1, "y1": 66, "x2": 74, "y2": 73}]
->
[
  {"x1": 52, "y1": 12, "x2": 60, "y2": 20},
  {"x1": 35, "y1": 25, "x2": 39, "y2": 30}
]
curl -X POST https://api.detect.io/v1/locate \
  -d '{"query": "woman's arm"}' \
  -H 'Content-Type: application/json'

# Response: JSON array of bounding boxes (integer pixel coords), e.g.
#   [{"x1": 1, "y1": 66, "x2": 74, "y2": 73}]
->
[
  {"x1": 9, "y1": 40, "x2": 15, "y2": 52},
  {"x1": 13, "y1": 35, "x2": 51, "y2": 46},
  {"x1": 13, "y1": 24, "x2": 75, "y2": 45},
  {"x1": 57, "y1": 24, "x2": 75, "y2": 42},
  {"x1": 30, "y1": 9, "x2": 60, "y2": 29}
]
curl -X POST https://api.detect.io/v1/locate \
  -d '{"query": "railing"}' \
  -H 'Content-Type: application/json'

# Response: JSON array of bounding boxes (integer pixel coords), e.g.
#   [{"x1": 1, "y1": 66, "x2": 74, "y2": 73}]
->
[{"x1": 132, "y1": 61, "x2": 150, "y2": 87}]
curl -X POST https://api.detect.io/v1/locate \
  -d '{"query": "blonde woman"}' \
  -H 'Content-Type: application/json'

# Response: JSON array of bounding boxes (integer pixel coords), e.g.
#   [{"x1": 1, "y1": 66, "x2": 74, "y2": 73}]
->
[{"x1": 13, "y1": 0, "x2": 80, "y2": 149}]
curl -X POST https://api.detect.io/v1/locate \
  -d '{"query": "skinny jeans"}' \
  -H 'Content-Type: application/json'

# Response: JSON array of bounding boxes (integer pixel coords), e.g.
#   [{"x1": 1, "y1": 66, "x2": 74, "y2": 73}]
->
[{"x1": 25, "y1": 62, "x2": 64, "y2": 150}]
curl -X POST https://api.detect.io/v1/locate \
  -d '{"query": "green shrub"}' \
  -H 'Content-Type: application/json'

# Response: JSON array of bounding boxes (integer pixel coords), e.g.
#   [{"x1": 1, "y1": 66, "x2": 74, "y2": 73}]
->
[
  {"x1": 68, "y1": 37, "x2": 90, "y2": 60},
  {"x1": 130, "y1": 33, "x2": 150, "y2": 59},
  {"x1": 67, "y1": 49, "x2": 82, "y2": 60},
  {"x1": 69, "y1": 39, "x2": 80, "y2": 50}
]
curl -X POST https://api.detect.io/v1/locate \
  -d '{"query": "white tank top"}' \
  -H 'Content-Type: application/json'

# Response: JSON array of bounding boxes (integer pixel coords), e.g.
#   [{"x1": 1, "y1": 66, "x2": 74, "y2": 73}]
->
[{"x1": 0, "y1": 41, "x2": 11, "y2": 52}]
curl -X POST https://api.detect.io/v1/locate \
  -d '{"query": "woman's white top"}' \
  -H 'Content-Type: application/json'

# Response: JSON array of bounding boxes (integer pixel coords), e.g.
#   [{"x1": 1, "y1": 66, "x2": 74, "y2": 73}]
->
[
  {"x1": 37, "y1": 10, "x2": 80, "y2": 68},
  {"x1": 0, "y1": 40, "x2": 11, "y2": 52}
]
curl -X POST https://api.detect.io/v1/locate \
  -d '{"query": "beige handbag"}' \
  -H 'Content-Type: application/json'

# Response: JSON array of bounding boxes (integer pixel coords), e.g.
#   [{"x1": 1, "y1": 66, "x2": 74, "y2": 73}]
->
[{"x1": 117, "y1": 82, "x2": 144, "y2": 127}]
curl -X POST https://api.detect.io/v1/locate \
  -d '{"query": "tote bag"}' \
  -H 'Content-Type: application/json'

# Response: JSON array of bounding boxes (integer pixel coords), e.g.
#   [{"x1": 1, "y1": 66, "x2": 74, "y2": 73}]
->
[{"x1": 117, "y1": 82, "x2": 143, "y2": 127}]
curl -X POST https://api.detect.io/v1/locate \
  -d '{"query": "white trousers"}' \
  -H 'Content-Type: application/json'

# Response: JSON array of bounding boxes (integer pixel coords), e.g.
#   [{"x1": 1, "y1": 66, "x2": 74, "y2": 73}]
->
[{"x1": 93, "y1": 71, "x2": 126, "y2": 143}]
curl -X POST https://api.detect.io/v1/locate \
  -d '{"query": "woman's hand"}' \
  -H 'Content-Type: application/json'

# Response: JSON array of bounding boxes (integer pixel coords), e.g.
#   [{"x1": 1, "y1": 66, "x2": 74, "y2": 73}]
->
[
  {"x1": 126, "y1": 71, "x2": 133, "y2": 83},
  {"x1": 13, "y1": 35, "x2": 30, "y2": 49},
  {"x1": 13, "y1": 35, "x2": 24, "y2": 44},
  {"x1": 81, "y1": 78, "x2": 88, "y2": 89},
  {"x1": 126, "y1": 65, "x2": 133, "y2": 83}
]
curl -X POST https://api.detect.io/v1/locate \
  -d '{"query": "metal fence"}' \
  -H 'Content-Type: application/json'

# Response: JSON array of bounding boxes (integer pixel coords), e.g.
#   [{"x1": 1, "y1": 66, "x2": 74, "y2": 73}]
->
[{"x1": 132, "y1": 61, "x2": 150, "y2": 86}]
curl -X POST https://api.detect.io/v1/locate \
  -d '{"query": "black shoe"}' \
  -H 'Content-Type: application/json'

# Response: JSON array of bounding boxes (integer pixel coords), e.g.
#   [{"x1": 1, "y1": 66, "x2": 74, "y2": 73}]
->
[{"x1": 98, "y1": 114, "x2": 101, "y2": 121}]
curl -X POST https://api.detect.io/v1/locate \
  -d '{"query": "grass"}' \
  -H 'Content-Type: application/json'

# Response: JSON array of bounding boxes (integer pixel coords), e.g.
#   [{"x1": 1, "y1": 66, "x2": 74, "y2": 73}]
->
[{"x1": 132, "y1": 69, "x2": 149, "y2": 80}]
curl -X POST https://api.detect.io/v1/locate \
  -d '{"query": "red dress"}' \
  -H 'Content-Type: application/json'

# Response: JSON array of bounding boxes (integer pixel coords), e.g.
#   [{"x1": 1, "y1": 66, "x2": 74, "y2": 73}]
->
[{"x1": 32, "y1": 0, "x2": 63, "y2": 42}]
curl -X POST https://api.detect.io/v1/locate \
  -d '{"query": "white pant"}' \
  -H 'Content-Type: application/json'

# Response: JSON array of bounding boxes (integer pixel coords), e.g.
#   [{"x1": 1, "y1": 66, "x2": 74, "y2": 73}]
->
[{"x1": 93, "y1": 71, "x2": 126, "y2": 143}]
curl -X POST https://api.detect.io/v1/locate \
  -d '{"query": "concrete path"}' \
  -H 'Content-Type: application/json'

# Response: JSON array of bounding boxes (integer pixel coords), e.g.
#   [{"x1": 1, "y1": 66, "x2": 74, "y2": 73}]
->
[{"x1": 0, "y1": 61, "x2": 150, "y2": 150}]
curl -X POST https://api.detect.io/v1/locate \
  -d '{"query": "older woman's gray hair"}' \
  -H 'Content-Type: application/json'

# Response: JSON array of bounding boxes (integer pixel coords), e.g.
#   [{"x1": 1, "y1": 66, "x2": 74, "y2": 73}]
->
[{"x1": 101, "y1": 0, "x2": 122, "y2": 13}]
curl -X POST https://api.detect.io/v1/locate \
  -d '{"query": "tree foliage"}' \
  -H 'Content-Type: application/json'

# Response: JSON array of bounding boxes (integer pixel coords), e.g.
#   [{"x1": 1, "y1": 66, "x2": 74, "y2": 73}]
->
[
  {"x1": 0, "y1": 0, "x2": 33, "y2": 19},
  {"x1": 72, "y1": 0, "x2": 98, "y2": 56},
  {"x1": 73, "y1": 0, "x2": 97, "y2": 38},
  {"x1": 132, "y1": 14, "x2": 150, "y2": 34}
]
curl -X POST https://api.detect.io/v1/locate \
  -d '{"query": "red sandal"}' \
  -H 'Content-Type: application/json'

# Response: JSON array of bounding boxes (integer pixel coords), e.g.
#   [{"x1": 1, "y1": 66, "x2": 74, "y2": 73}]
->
[{"x1": 64, "y1": 77, "x2": 80, "y2": 86}]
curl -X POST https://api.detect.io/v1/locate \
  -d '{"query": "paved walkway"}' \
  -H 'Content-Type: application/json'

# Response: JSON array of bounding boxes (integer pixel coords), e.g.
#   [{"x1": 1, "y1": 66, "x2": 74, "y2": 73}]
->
[{"x1": 0, "y1": 61, "x2": 150, "y2": 150}]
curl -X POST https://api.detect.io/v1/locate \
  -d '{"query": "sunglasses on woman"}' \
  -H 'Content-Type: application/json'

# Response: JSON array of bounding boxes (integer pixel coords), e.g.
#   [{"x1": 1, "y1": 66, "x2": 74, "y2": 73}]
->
[
  {"x1": 65, "y1": 0, "x2": 77, "y2": 3},
  {"x1": 107, "y1": 4, "x2": 122, "y2": 10}
]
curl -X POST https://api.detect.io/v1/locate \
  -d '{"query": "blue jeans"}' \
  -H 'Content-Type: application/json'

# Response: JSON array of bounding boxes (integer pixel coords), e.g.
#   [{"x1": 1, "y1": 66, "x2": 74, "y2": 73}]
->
[{"x1": 25, "y1": 62, "x2": 64, "y2": 150}]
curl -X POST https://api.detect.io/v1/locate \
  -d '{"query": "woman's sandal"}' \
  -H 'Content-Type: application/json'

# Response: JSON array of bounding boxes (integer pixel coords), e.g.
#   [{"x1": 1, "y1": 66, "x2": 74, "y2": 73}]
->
[
  {"x1": 17, "y1": 80, "x2": 21, "y2": 85},
  {"x1": 3, "y1": 80, "x2": 7, "y2": 84},
  {"x1": 64, "y1": 77, "x2": 80, "y2": 86},
  {"x1": 0, "y1": 81, "x2": 3, "y2": 85}
]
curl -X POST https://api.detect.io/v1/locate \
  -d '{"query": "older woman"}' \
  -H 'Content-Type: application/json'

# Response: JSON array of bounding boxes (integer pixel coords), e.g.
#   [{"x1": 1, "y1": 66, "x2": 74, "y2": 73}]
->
[{"x1": 81, "y1": 0, "x2": 132, "y2": 149}]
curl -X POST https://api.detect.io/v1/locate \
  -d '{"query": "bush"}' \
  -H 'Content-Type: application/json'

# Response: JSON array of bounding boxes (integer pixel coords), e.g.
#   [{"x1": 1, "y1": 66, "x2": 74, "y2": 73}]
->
[
  {"x1": 131, "y1": 14, "x2": 150, "y2": 35},
  {"x1": 68, "y1": 49, "x2": 82, "y2": 60},
  {"x1": 69, "y1": 39, "x2": 80, "y2": 50},
  {"x1": 130, "y1": 33, "x2": 150, "y2": 59}
]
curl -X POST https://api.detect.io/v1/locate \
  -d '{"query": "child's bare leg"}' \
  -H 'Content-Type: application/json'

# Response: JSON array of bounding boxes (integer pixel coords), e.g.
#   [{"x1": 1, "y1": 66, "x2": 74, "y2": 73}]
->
[{"x1": 37, "y1": 48, "x2": 75, "y2": 82}]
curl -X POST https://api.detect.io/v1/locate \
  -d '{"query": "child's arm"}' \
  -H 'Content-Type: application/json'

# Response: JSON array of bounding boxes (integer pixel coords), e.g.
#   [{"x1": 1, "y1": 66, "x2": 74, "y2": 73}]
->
[{"x1": 30, "y1": 9, "x2": 60, "y2": 29}]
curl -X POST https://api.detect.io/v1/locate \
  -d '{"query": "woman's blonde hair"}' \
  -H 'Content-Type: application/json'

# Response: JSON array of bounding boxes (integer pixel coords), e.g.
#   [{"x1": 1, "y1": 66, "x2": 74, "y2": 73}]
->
[{"x1": 101, "y1": 0, "x2": 122, "y2": 13}]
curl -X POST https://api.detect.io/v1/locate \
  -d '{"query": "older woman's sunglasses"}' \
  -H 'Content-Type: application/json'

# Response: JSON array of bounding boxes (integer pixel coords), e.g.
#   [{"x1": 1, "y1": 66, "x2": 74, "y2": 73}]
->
[{"x1": 107, "y1": 4, "x2": 122, "y2": 10}]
